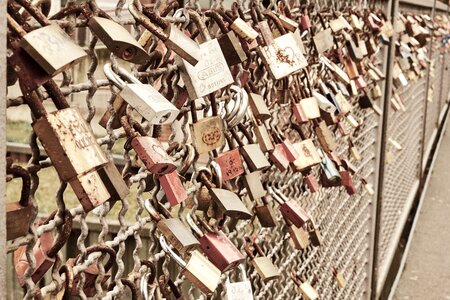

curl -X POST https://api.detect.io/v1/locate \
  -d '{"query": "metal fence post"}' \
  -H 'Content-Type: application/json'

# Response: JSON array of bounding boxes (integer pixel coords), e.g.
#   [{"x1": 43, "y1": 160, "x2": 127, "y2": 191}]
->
[
  {"x1": 371, "y1": 0, "x2": 400, "y2": 298},
  {"x1": 0, "y1": 0, "x2": 8, "y2": 298}
]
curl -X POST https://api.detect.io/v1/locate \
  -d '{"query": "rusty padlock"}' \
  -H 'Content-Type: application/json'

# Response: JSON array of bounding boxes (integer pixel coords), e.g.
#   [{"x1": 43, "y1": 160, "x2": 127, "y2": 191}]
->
[
  {"x1": 269, "y1": 186, "x2": 310, "y2": 228},
  {"x1": 14, "y1": 211, "x2": 73, "y2": 287},
  {"x1": 6, "y1": 160, "x2": 33, "y2": 241},
  {"x1": 186, "y1": 213, "x2": 245, "y2": 272},
  {"x1": 121, "y1": 116, "x2": 176, "y2": 175},
  {"x1": 244, "y1": 237, "x2": 280, "y2": 282},
  {"x1": 254, "y1": 196, "x2": 278, "y2": 228}
]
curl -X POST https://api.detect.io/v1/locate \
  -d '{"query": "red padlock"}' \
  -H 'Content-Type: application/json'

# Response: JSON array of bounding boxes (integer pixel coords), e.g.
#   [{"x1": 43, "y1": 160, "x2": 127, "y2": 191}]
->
[
  {"x1": 186, "y1": 213, "x2": 244, "y2": 272},
  {"x1": 269, "y1": 187, "x2": 310, "y2": 228},
  {"x1": 121, "y1": 116, "x2": 176, "y2": 175},
  {"x1": 66, "y1": 245, "x2": 116, "y2": 297},
  {"x1": 14, "y1": 211, "x2": 72, "y2": 286},
  {"x1": 269, "y1": 144, "x2": 290, "y2": 172},
  {"x1": 159, "y1": 171, "x2": 188, "y2": 207}
]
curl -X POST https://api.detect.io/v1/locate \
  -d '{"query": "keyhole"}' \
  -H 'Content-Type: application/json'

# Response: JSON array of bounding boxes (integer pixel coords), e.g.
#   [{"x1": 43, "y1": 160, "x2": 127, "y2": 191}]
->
[
  {"x1": 159, "y1": 112, "x2": 171, "y2": 124},
  {"x1": 122, "y1": 47, "x2": 136, "y2": 60}
]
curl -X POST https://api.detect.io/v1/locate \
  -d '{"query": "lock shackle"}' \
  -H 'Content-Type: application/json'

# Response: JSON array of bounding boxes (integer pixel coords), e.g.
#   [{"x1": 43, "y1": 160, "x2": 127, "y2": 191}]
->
[
  {"x1": 197, "y1": 168, "x2": 214, "y2": 189},
  {"x1": 129, "y1": 0, "x2": 168, "y2": 41},
  {"x1": 44, "y1": 80, "x2": 71, "y2": 110},
  {"x1": 142, "y1": 7, "x2": 169, "y2": 29},
  {"x1": 144, "y1": 199, "x2": 163, "y2": 223},
  {"x1": 250, "y1": 1, "x2": 265, "y2": 23},
  {"x1": 108, "y1": 278, "x2": 138, "y2": 300},
  {"x1": 47, "y1": 211, "x2": 73, "y2": 258},
  {"x1": 262, "y1": 10, "x2": 287, "y2": 35},
  {"x1": 159, "y1": 275, "x2": 184, "y2": 299},
  {"x1": 156, "y1": 201, "x2": 172, "y2": 220},
  {"x1": 82, "y1": 245, "x2": 117, "y2": 272},
  {"x1": 188, "y1": 9, "x2": 211, "y2": 41},
  {"x1": 205, "y1": 10, "x2": 228, "y2": 34},
  {"x1": 58, "y1": 261, "x2": 74, "y2": 294},
  {"x1": 278, "y1": 0, "x2": 293, "y2": 19},
  {"x1": 7, "y1": 164, "x2": 31, "y2": 207},
  {"x1": 217, "y1": 9, "x2": 235, "y2": 25},
  {"x1": 243, "y1": 243, "x2": 255, "y2": 259},
  {"x1": 179, "y1": 144, "x2": 195, "y2": 175},
  {"x1": 13, "y1": 0, "x2": 50, "y2": 26},
  {"x1": 231, "y1": 2, "x2": 245, "y2": 21},
  {"x1": 104, "y1": 63, "x2": 127, "y2": 90},
  {"x1": 185, "y1": 212, "x2": 204, "y2": 237},
  {"x1": 50, "y1": 2, "x2": 110, "y2": 21},
  {"x1": 7, "y1": 13, "x2": 27, "y2": 38},
  {"x1": 210, "y1": 161, "x2": 223, "y2": 189},
  {"x1": 229, "y1": 127, "x2": 245, "y2": 148},
  {"x1": 140, "y1": 260, "x2": 157, "y2": 285},
  {"x1": 291, "y1": 123, "x2": 307, "y2": 141},
  {"x1": 226, "y1": 264, "x2": 248, "y2": 284},
  {"x1": 267, "y1": 186, "x2": 285, "y2": 205},
  {"x1": 238, "y1": 123, "x2": 256, "y2": 144},
  {"x1": 159, "y1": 235, "x2": 187, "y2": 268},
  {"x1": 229, "y1": 86, "x2": 249, "y2": 128},
  {"x1": 253, "y1": 241, "x2": 266, "y2": 257},
  {"x1": 197, "y1": 215, "x2": 216, "y2": 234}
]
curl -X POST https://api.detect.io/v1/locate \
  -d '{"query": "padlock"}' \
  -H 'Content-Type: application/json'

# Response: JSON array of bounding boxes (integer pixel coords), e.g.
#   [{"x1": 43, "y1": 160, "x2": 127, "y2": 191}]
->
[
  {"x1": 318, "y1": 80, "x2": 342, "y2": 114},
  {"x1": 344, "y1": 56, "x2": 360, "y2": 80},
  {"x1": 256, "y1": 11, "x2": 308, "y2": 80},
  {"x1": 243, "y1": 171, "x2": 267, "y2": 201},
  {"x1": 88, "y1": 17, "x2": 149, "y2": 64},
  {"x1": 303, "y1": 170, "x2": 320, "y2": 193},
  {"x1": 198, "y1": 171, "x2": 252, "y2": 220},
  {"x1": 290, "y1": 125, "x2": 322, "y2": 172},
  {"x1": 269, "y1": 143, "x2": 290, "y2": 172},
  {"x1": 14, "y1": 9, "x2": 86, "y2": 76},
  {"x1": 293, "y1": 97, "x2": 321, "y2": 124},
  {"x1": 253, "y1": 123, "x2": 275, "y2": 153},
  {"x1": 362, "y1": 178, "x2": 375, "y2": 195},
  {"x1": 228, "y1": 9, "x2": 259, "y2": 43},
  {"x1": 291, "y1": 274, "x2": 319, "y2": 300},
  {"x1": 160, "y1": 236, "x2": 220, "y2": 295},
  {"x1": 186, "y1": 213, "x2": 245, "y2": 272},
  {"x1": 269, "y1": 187, "x2": 310, "y2": 228},
  {"x1": 340, "y1": 165, "x2": 357, "y2": 195},
  {"x1": 121, "y1": 116, "x2": 176, "y2": 175},
  {"x1": 96, "y1": 160, "x2": 130, "y2": 203},
  {"x1": 66, "y1": 245, "x2": 115, "y2": 297},
  {"x1": 254, "y1": 196, "x2": 278, "y2": 228},
  {"x1": 129, "y1": 3, "x2": 200, "y2": 66},
  {"x1": 176, "y1": 10, "x2": 234, "y2": 99},
  {"x1": 140, "y1": 261, "x2": 158, "y2": 300},
  {"x1": 225, "y1": 265, "x2": 254, "y2": 300},
  {"x1": 288, "y1": 223, "x2": 310, "y2": 250},
  {"x1": 333, "y1": 268, "x2": 347, "y2": 289},
  {"x1": 159, "y1": 170, "x2": 188, "y2": 207},
  {"x1": 6, "y1": 162, "x2": 33, "y2": 241},
  {"x1": 6, "y1": 27, "x2": 52, "y2": 93},
  {"x1": 319, "y1": 149, "x2": 342, "y2": 186},
  {"x1": 244, "y1": 238, "x2": 280, "y2": 282},
  {"x1": 14, "y1": 211, "x2": 72, "y2": 286},
  {"x1": 313, "y1": 28, "x2": 334, "y2": 53},
  {"x1": 144, "y1": 199, "x2": 199, "y2": 254},
  {"x1": 248, "y1": 92, "x2": 271, "y2": 121},
  {"x1": 104, "y1": 64, "x2": 179, "y2": 125},
  {"x1": 329, "y1": 15, "x2": 351, "y2": 32},
  {"x1": 307, "y1": 218, "x2": 323, "y2": 247},
  {"x1": 206, "y1": 10, "x2": 247, "y2": 66},
  {"x1": 190, "y1": 115, "x2": 226, "y2": 154},
  {"x1": 213, "y1": 141, "x2": 245, "y2": 182},
  {"x1": 230, "y1": 127, "x2": 271, "y2": 172},
  {"x1": 315, "y1": 120, "x2": 337, "y2": 152}
]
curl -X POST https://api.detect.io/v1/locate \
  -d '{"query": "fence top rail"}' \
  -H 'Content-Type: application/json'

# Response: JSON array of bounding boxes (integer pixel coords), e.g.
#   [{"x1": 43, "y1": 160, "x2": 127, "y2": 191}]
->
[{"x1": 400, "y1": 0, "x2": 449, "y2": 11}]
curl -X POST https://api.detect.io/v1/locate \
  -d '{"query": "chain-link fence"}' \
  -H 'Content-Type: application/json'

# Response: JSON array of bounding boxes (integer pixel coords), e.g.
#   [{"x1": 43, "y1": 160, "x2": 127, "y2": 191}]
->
[{"x1": 3, "y1": 0, "x2": 450, "y2": 299}]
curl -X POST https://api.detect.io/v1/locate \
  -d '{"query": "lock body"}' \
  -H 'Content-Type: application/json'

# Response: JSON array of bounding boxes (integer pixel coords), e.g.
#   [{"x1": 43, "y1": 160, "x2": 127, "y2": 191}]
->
[
  {"x1": 279, "y1": 200, "x2": 310, "y2": 228},
  {"x1": 200, "y1": 231, "x2": 245, "y2": 272},
  {"x1": 157, "y1": 218, "x2": 200, "y2": 253},
  {"x1": 6, "y1": 202, "x2": 33, "y2": 240},
  {"x1": 210, "y1": 188, "x2": 252, "y2": 220},
  {"x1": 240, "y1": 144, "x2": 271, "y2": 171},
  {"x1": 292, "y1": 140, "x2": 322, "y2": 172},
  {"x1": 20, "y1": 24, "x2": 87, "y2": 76},
  {"x1": 160, "y1": 171, "x2": 188, "y2": 206},
  {"x1": 252, "y1": 256, "x2": 280, "y2": 282},
  {"x1": 181, "y1": 250, "x2": 221, "y2": 295},
  {"x1": 131, "y1": 136, "x2": 176, "y2": 174},
  {"x1": 214, "y1": 149, "x2": 245, "y2": 181},
  {"x1": 288, "y1": 225, "x2": 310, "y2": 250},
  {"x1": 190, "y1": 116, "x2": 225, "y2": 154}
]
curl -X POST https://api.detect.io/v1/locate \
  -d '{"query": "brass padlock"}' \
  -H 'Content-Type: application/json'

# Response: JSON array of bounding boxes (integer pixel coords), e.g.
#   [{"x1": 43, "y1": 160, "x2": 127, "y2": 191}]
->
[
  {"x1": 244, "y1": 238, "x2": 280, "y2": 282},
  {"x1": 313, "y1": 28, "x2": 334, "y2": 53},
  {"x1": 104, "y1": 64, "x2": 179, "y2": 124},
  {"x1": 6, "y1": 162, "x2": 33, "y2": 241},
  {"x1": 254, "y1": 196, "x2": 278, "y2": 228},
  {"x1": 243, "y1": 171, "x2": 266, "y2": 201},
  {"x1": 199, "y1": 171, "x2": 252, "y2": 220},
  {"x1": 314, "y1": 120, "x2": 337, "y2": 152},
  {"x1": 121, "y1": 116, "x2": 176, "y2": 175},
  {"x1": 144, "y1": 199, "x2": 199, "y2": 253},
  {"x1": 253, "y1": 123, "x2": 275, "y2": 153},
  {"x1": 186, "y1": 213, "x2": 245, "y2": 272},
  {"x1": 289, "y1": 125, "x2": 322, "y2": 172},
  {"x1": 176, "y1": 10, "x2": 234, "y2": 99},
  {"x1": 230, "y1": 127, "x2": 271, "y2": 172},
  {"x1": 329, "y1": 15, "x2": 351, "y2": 32},
  {"x1": 248, "y1": 92, "x2": 271, "y2": 121},
  {"x1": 160, "y1": 236, "x2": 221, "y2": 296},
  {"x1": 288, "y1": 223, "x2": 310, "y2": 250},
  {"x1": 190, "y1": 115, "x2": 226, "y2": 154},
  {"x1": 129, "y1": 4, "x2": 200, "y2": 66},
  {"x1": 19, "y1": 24, "x2": 86, "y2": 76},
  {"x1": 291, "y1": 274, "x2": 319, "y2": 300},
  {"x1": 88, "y1": 17, "x2": 149, "y2": 64},
  {"x1": 307, "y1": 218, "x2": 323, "y2": 247},
  {"x1": 206, "y1": 10, "x2": 247, "y2": 66}
]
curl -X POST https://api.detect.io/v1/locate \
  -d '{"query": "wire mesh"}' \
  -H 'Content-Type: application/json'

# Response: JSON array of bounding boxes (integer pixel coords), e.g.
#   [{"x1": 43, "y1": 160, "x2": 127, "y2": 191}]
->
[{"x1": 4, "y1": 0, "x2": 450, "y2": 299}]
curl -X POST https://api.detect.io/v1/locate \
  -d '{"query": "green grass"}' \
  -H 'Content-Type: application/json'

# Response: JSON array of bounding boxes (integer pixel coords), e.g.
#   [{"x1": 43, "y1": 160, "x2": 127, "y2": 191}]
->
[{"x1": 6, "y1": 120, "x2": 141, "y2": 221}]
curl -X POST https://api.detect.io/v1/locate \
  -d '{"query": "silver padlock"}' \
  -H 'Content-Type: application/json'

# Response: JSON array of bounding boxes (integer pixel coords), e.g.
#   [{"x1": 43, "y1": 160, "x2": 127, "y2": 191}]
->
[
  {"x1": 225, "y1": 265, "x2": 254, "y2": 300},
  {"x1": 176, "y1": 10, "x2": 234, "y2": 100},
  {"x1": 104, "y1": 63, "x2": 179, "y2": 124}
]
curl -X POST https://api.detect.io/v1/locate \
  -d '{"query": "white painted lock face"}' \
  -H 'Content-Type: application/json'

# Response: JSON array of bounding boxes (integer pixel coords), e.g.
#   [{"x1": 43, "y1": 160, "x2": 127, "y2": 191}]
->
[
  {"x1": 225, "y1": 265, "x2": 254, "y2": 300},
  {"x1": 178, "y1": 39, "x2": 234, "y2": 99}
]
